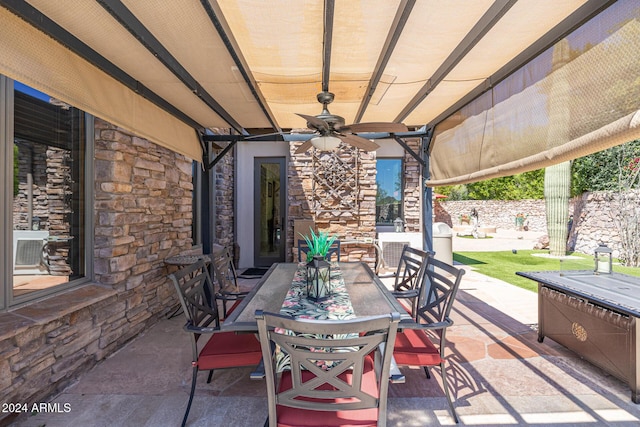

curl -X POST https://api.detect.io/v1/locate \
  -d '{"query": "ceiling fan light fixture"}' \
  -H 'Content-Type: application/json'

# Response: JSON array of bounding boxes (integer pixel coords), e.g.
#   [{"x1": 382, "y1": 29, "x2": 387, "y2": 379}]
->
[{"x1": 310, "y1": 135, "x2": 341, "y2": 151}]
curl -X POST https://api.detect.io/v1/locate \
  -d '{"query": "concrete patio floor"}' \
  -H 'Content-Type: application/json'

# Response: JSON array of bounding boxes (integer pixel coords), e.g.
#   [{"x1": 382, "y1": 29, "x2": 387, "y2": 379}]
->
[{"x1": 9, "y1": 261, "x2": 640, "y2": 427}]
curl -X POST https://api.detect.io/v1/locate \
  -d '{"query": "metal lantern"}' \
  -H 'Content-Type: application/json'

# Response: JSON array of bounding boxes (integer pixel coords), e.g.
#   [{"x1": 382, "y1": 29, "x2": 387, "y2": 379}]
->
[
  {"x1": 394, "y1": 217, "x2": 404, "y2": 232},
  {"x1": 306, "y1": 255, "x2": 332, "y2": 302},
  {"x1": 594, "y1": 243, "x2": 613, "y2": 274}
]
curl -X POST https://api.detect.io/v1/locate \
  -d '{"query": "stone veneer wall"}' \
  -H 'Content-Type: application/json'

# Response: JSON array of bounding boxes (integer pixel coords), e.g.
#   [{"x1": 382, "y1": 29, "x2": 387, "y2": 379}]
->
[
  {"x1": 570, "y1": 191, "x2": 635, "y2": 258},
  {"x1": 0, "y1": 119, "x2": 194, "y2": 423},
  {"x1": 286, "y1": 139, "x2": 423, "y2": 265},
  {"x1": 214, "y1": 149, "x2": 235, "y2": 253},
  {"x1": 287, "y1": 146, "x2": 378, "y2": 265},
  {"x1": 435, "y1": 199, "x2": 550, "y2": 231},
  {"x1": 400, "y1": 138, "x2": 422, "y2": 233},
  {"x1": 435, "y1": 194, "x2": 630, "y2": 258},
  {"x1": 13, "y1": 142, "x2": 48, "y2": 230},
  {"x1": 13, "y1": 143, "x2": 73, "y2": 275},
  {"x1": 92, "y1": 119, "x2": 194, "y2": 331}
]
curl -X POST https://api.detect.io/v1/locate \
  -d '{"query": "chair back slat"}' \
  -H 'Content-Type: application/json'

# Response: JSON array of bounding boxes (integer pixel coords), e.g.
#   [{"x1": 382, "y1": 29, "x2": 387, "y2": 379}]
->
[
  {"x1": 393, "y1": 246, "x2": 430, "y2": 293},
  {"x1": 389, "y1": 245, "x2": 431, "y2": 317},
  {"x1": 167, "y1": 258, "x2": 262, "y2": 427},
  {"x1": 169, "y1": 259, "x2": 220, "y2": 331},
  {"x1": 210, "y1": 246, "x2": 249, "y2": 318},
  {"x1": 256, "y1": 311, "x2": 400, "y2": 424},
  {"x1": 211, "y1": 247, "x2": 239, "y2": 294},
  {"x1": 392, "y1": 257, "x2": 465, "y2": 423},
  {"x1": 416, "y1": 257, "x2": 465, "y2": 326}
]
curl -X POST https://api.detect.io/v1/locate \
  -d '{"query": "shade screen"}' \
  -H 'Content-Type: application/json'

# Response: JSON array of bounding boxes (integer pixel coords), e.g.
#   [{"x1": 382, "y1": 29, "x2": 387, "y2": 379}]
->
[{"x1": 429, "y1": 2, "x2": 640, "y2": 186}]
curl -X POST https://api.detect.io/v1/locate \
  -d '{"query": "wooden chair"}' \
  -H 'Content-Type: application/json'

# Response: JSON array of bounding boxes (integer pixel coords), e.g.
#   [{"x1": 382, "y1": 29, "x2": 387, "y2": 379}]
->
[
  {"x1": 389, "y1": 245, "x2": 432, "y2": 317},
  {"x1": 393, "y1": 257, "x2": 465, "y2": 423},
  {"x1": 168, "y1": 260, "x2": 262, "y2": 427},
  {"x1": 297, "y1": 239, "x2": 341, "y2": 262},
  {"x1": 256, "y1": 310, "x2": 401, "y2": 427},
  {"x1": 210, "y1": 246, "x2": 248, "y2": 318}
]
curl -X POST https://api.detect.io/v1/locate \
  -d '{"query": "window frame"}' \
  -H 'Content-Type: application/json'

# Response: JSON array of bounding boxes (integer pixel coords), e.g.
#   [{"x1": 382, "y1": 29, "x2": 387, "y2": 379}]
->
[
  {"x1": 1, "y1": 76, "x2": 94, "y2": 310},
  {"x1": 375, "y1": 157, "x2": 404, "y2": 227}
]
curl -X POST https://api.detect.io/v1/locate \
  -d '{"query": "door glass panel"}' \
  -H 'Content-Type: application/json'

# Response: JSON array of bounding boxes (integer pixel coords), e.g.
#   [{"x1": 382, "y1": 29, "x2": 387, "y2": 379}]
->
[
  {"x1": 255, "y1": 159, "x2": 284, "y2": 265},
  {"x1": 12, "y1": 81, "x2": 86, "y2": 298}
]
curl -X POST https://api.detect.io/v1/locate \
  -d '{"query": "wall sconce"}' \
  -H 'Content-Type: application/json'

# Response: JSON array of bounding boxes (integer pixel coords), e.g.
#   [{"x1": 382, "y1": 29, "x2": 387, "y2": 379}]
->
[
  {"x1": 306, "y1": 255, "x2": 332, "y2": 302},
  {"x1": 594, "y1": 243, "x2": 612, "y2": 274}
]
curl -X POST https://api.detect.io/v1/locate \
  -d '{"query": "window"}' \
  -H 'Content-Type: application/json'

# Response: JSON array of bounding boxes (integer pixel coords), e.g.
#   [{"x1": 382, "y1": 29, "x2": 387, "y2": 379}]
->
[
  {"x1": 376, "y1": 158, "x2": 403, "y2": 225},
  {"x1": 2, "y1": 77, "x2": 92, "y2": 308}
]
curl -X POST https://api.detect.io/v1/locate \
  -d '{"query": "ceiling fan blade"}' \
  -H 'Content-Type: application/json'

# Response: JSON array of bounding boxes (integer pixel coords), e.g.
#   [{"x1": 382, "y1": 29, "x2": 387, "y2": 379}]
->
[
  {"x1": 338, "y1": 133, "x2": 380, "y2": 151},
  {"x1": 340, "y1": 122, "x2": 408, "y2": 133},
  {"x1": 296, "y1": 113, "x2": 329, "y2": 133},
  {"x1": 294, "y1": 140, "x2": 314, "y2": 154}
]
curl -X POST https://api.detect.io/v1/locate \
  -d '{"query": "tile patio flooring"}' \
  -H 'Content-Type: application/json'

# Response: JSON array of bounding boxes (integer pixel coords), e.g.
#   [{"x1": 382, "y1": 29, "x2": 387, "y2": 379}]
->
[{"x1": 9, "y1": 262, "x2": 640, "y2": 426}]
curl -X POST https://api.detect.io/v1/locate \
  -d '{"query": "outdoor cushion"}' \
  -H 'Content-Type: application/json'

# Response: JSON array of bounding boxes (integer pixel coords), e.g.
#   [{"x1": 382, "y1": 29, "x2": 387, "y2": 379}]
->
[
  {"x1": 274, "y1": 355, "x2": 379, "y2": 427},
  {"x1": 197, "y1": 331, "x2": 262, "y2": 370},
  {"x1": 393, "y1": 328, "x2": 441, "y2": 366}
]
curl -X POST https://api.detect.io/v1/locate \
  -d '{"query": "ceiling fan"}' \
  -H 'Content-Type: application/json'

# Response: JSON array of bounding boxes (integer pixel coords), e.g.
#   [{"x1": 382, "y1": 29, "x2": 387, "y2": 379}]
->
[{"x1": 293, "y1": 91, "x2": 408, "y2": 154}]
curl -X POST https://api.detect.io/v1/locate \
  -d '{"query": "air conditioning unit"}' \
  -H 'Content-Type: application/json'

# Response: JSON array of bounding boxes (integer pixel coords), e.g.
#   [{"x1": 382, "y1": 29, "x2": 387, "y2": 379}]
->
[
  {"x1": 376, "y1": 232, "x2": 423, "y2": 271},
  {"x1": 13, "y1": 230, "x2": 49, "y2": 275}
]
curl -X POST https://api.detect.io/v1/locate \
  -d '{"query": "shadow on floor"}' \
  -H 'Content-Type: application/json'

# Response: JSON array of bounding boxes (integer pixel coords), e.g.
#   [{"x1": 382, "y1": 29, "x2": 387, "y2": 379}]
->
[{"x1": 8, "y1": 269, "x2": 640, "y2": 426}]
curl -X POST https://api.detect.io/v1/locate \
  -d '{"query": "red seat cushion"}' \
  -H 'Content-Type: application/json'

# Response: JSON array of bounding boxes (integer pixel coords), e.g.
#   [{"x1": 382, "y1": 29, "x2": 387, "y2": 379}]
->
[
  {"x1": 393, "y1": 328, "x2": 441, "y2": 367},
  {"x1": 197, "y1": 331, "x2": 262, "y2": 370},
  {"x1": 275, "y1": 355, "x2": 379, "y2": 427}
]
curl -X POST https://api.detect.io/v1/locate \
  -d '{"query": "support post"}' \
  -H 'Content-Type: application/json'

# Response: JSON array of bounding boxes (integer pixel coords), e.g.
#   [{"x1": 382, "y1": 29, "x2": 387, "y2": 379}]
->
[
  {"x1": 421, "y1": 128, "x2": 434, "y2": 253},
  {"x1": 201, "y1": 140, "x2": 216, "y2": 255}
]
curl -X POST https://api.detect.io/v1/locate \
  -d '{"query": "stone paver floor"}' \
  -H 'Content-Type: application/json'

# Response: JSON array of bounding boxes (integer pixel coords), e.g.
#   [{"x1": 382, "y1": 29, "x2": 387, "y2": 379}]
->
[{"x1": 9, "y1": 230, "x2": 640, "y2": 426}]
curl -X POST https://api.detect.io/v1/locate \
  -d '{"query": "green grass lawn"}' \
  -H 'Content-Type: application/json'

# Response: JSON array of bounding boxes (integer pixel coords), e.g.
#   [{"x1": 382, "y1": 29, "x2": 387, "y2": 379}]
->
[{"x1": 453, "y1": 250, "x2": 640, "y2": 292}]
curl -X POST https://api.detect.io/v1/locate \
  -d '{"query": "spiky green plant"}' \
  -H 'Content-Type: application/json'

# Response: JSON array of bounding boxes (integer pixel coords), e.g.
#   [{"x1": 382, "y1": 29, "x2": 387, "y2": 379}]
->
[
  {"x1": 545, "y1": 162, "x2": 571, "y2": 257},
  {"x1": 544, "y1": 40, "x2": 571, "y2": 257},
  {"x1": 300, "y1": 228, "x2": 337, "y2": 261}
]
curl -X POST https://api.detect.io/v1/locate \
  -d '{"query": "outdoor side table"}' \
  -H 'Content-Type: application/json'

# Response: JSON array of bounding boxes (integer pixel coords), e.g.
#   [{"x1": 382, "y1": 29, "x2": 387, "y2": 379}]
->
[
  {"x1": 165, "y1": 254, "x2": 212, "y2": 268},
  {"x1": 518, "y1": 270, "x2": 640, "y2": 403}
]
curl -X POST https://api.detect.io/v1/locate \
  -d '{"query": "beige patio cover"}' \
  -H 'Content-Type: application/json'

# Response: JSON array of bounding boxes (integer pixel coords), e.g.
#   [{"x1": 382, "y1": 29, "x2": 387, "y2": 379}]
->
[
  {"x1": 0, "y1": 1, "x2": 637, "y2": 178},
  {"x1": 0, "y1": 7, "x2": 202, "y2": 160},
  {"x1": 428, "y1": 3, "x2": 640, "y2": 185}
]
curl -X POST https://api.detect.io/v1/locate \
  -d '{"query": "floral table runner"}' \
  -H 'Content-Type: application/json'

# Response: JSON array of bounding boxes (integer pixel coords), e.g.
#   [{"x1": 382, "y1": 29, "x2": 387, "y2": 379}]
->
[
  {"x1": 279, "y1": 262, "x2": 355, "y2": 321},
  {"x1": 275, "y1": 262, "x2": 356, "y2": 372}
]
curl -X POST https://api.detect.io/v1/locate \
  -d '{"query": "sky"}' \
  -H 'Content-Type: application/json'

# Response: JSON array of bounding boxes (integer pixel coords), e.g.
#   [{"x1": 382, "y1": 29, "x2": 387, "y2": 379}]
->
[{"x1": 14, "y1": 81, "x2": 50, "y2": 102}]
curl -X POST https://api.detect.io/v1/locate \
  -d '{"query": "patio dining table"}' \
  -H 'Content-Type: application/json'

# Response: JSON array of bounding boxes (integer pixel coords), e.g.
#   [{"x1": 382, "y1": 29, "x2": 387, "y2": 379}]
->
[{"x1": 222, "y1": 261, "x2": 412, "y2": 382}]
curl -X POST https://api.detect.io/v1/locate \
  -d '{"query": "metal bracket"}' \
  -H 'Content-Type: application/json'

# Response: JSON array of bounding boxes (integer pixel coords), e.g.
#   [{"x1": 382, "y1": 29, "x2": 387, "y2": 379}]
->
[
  {"x1": 203, "y1": 135, "x2": 237, "y2": 170},
  {"x1": 393, "y1": 135, "x2": 425, "y2": 167}
]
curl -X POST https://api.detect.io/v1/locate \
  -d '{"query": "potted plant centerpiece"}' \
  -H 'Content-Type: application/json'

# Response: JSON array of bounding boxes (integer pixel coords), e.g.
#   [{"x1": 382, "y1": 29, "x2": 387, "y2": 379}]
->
[
  {"x1": 300, "y1": 228, "x2": 337, "y2": 261},
  {"x1": 300, "y1": 228, "x2": 337, "y2": 302}
]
